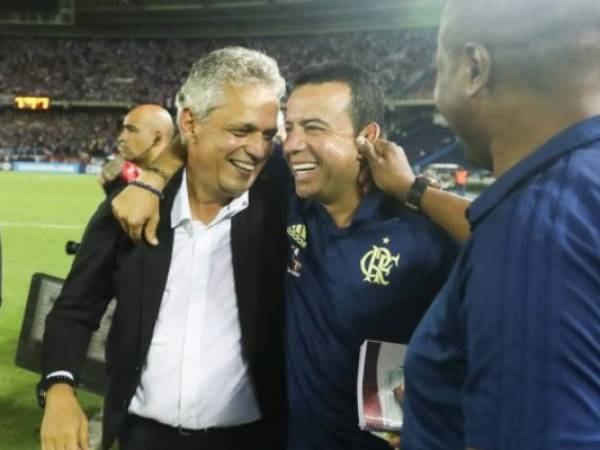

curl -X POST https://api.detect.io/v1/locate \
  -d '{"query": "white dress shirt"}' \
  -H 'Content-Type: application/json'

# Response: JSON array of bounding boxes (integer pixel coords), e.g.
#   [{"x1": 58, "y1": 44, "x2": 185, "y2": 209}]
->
[{"x1": 127, "y1": 170, "x2": 261, "y2": 428}]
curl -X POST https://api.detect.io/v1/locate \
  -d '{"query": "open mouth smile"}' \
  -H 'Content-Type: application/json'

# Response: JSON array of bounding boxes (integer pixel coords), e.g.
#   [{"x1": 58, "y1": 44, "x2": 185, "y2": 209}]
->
[
  {"x1": 292, "y1": 162, "x2": 318, "y2": 174},
  {"x1": 230, "y1": 159, "x2": 256, "y2": 172}
]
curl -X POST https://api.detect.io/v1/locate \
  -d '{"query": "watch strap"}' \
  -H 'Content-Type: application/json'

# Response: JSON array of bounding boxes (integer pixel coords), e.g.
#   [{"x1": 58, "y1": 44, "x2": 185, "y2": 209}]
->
[
  {"x1": 405, "y1": 176, "x2": 432, "y2": 210},
  {"x1": 36, "y1": 375, "x2": 75, "y2": 408}
]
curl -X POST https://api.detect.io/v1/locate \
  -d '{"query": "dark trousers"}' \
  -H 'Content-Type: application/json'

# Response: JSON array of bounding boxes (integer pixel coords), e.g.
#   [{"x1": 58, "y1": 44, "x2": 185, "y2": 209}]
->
[{"x1": 119, "y1": 415, "x2": 277, "y2": 450}]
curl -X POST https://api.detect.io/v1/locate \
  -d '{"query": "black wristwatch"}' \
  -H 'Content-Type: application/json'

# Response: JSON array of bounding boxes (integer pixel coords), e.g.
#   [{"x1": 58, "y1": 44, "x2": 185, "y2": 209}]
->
[
  {"x1": 36, "y1": 376, "x2": 75, "y2": 408},
  {"x1": 405, "y1": 176, "x2": 433, "y2": 210}
]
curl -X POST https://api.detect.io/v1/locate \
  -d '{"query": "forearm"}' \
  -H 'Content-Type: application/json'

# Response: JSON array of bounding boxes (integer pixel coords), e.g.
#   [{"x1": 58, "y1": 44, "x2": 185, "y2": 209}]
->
[
  {"x1": 420, "y1": 187, "x2": 471, "y2": 243},
  {"x1": 43, "y1": 200, "x2": 120, "y2": 374}
]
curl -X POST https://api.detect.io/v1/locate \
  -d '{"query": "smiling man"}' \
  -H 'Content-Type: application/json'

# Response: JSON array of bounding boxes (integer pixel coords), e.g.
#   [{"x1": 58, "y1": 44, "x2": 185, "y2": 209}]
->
[
  {"x1": 281, "y1": 64, "x2": 459, "y2": 450},
  {"x1": 39, "y1": 47, "x2": 288, "y2": 450}
]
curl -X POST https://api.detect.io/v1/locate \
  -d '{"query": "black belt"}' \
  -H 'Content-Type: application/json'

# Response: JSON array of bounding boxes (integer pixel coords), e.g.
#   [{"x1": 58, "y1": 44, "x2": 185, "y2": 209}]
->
[{"x1": 130, "y1": 414, "x2": 263, "y2": 437}]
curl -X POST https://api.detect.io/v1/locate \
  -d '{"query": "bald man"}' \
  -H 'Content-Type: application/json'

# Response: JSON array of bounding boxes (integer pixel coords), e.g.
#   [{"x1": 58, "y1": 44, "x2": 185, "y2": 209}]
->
[
  {"x1": 99, "y1": 104, "x2": 174, "y2": 194},
  {"x1": 117, "y1": 104, "x2": 174, "y2": 167},
  {"x1": 388, "y1": 1, "x2": 600, "y2": 449}
]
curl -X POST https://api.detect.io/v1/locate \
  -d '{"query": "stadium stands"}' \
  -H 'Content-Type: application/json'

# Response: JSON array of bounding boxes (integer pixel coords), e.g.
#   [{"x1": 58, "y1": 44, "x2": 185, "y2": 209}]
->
[
  {"x1": 0, "y1": 29, "x2": 444, "y2": 161},
  {"x1": 0, "y1": 29, "x2": 436, "y2": 103},
  {"x1": 0, "y1": 109, "x2": 118, "y2": 162}
]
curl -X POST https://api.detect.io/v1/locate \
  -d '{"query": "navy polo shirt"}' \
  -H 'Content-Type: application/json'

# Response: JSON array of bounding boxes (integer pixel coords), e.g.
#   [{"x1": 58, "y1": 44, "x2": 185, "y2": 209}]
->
[
  {"x1": 285, "y1": 190, "x2": 457, "y2": 450},
  {"x1": 402, "y1": 116, "x2": 600, "y2": 450}
]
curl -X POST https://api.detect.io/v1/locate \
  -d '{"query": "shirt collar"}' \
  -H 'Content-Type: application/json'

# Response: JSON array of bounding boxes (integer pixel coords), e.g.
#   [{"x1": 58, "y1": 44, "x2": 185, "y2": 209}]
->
[
  {"x1": 307, "y1": 189, "x2": 385, "y2": 235},
  {"x1": 171, "y1": 169, "x2": 250, "y2": 231},
  {"x1": 467, "y1": 115, "x2": 600, "y2": 227},
  {"x1": 352, "y1": 189, "x2": 385, "y2": 225}
]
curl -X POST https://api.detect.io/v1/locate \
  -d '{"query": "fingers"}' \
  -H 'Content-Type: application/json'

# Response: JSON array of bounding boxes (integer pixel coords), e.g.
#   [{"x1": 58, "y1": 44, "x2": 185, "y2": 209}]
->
[
  {"x1": 111, "y1": 203, "x2": 127, "y2": 235},
  {"x1": 143, "y1": 212, "x2": 160, "y2": 246},
  {"x1": 41, "y1": 428, "x2": 77, "y2": 450},
  {"x1": 65, "y1": 433, "x2": 80, "y2": 450},
  {"x1": 129, "y1": 223, "x2": 143, "y2": 243},
  {"x1": 393, "y1": 384, "x2": 405, "y2": 402},
  {"x1": 78, "y1": 416, "x2": 89, "y2": 450},
  {"x1": 356, "y1": 136, "x2": 382, "y2": 165},
  {"x1": 358, "y1": 167, "x2": 371, "y2": 190},
  {"x1": 374, "y1": 139, "x2": 404, "y2": 161},
  {"x1": 112, "y1": 202, "x2": 143, "y2": 243},
  {"x1": 41, "y1": 438, "x2": 53, "y2": 450},
  {"x1": 388, "y1": 435, "x2": 401, "y2": 449},
  {"x1": 357, "y1": 152, "x2": 373, "y2": 194}
]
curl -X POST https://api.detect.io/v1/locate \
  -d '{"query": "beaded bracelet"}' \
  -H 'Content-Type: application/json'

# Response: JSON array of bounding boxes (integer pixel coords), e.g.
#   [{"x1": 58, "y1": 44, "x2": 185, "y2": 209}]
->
[{"x1": 128, "y1": 179, "x2": 165, "y2": 199}]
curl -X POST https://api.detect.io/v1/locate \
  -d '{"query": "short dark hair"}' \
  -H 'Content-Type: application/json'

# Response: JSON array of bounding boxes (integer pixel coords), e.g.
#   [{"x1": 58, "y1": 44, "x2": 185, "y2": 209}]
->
[
  {"x1": 442, "y1": 0, "x2": 600, "y2": 93},
  {"x1": 292, "y1": 62, "x2": 386, "y2": 135}
]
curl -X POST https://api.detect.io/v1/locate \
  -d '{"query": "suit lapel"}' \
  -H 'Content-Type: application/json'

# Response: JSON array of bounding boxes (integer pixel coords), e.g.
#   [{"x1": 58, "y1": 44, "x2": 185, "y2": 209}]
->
[
  {"x1": 138, "y1": 173, "x2": 179, "y2": 363},
  {"x1": 231, "y1": 196, "x2": 261, "y2": 356}
]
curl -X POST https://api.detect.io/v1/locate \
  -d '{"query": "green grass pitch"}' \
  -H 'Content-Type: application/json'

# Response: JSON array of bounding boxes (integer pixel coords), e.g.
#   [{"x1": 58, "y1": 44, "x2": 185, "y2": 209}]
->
[{"x1": 0, "y1": 171, "x2": 106, "y2": 449}]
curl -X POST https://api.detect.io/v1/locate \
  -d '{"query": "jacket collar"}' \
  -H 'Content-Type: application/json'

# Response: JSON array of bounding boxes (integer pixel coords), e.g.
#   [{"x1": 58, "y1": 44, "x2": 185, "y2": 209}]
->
[{"x1": 467, "y1": 115, "x2": 600, "y2": 228}]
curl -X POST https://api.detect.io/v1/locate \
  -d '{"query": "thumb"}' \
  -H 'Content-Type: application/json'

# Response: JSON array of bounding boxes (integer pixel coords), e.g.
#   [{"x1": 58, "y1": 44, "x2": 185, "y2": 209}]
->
[
  {"x1": 355, "y1": 136, "x2": 379, "y2": 163},
  {"x1": 79, "y1": 416, "x2": 90, "y2": 450},
  {"x1": 144, "y1": 212, "x2": 160, "y2": 246}
]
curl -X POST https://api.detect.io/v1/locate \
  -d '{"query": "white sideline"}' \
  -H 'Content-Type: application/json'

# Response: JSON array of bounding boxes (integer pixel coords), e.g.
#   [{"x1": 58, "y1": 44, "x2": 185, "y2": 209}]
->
[{"x1": 0, "y1": 221, "x2": 84, "y2": 230}]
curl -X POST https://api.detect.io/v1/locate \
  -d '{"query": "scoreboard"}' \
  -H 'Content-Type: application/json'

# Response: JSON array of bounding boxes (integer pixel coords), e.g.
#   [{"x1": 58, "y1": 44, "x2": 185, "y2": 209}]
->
[{"x1": 14, "y1": 96, "x2": 51, "y2": 110}]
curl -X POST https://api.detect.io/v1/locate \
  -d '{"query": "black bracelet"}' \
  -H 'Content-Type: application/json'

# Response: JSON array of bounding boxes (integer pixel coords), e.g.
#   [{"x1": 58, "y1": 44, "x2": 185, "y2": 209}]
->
[
  {"x1": 36, "y1": 375, "x2": 75, "y2": 408},
  {"x1": 405, "y1": 176, "x2": 432, "y2": 211},
  {"x1": 145, "y1": 166, "x2": 170, "y2": 183},
  {"x1": 128, "y1": 179, "x2": 165, "y2": 199}
]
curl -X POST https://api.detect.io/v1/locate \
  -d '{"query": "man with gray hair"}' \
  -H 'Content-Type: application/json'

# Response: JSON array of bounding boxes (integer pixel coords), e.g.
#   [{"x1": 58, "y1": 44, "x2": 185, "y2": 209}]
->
[{"x1": 39, "y1": 47, "x2": 288, "y2": 450}]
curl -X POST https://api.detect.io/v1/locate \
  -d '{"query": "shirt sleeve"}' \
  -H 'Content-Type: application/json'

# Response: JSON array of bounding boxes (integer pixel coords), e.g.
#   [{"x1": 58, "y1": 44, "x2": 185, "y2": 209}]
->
[
  {"x1": 46, "y1": 371, "x2": 74, "y2": 380},
  {"x1": 42, "y1": 198, "x2": 124, "y2": 381}
]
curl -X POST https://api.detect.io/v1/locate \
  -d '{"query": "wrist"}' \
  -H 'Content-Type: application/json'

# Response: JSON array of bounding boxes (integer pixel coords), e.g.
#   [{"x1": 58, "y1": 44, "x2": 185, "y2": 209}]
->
[
  {"x1": 144, "y1": 166, "x2": 170, "y2": 185},
  {"x1": 393, "y1": 176, "x2": 416, "y2": 203},
  {"x1": 138, "y1": 170, "x2": 166, "y2": 190},
  {"x1": 405, "y1": 176, "x2": 435, "y2": 210},
  {"x1": 37, "y1": 375, "x2": 75, "y2": 408},
  {"x1": 47, "y1": 383, "x2": 75, "y2": 397}
]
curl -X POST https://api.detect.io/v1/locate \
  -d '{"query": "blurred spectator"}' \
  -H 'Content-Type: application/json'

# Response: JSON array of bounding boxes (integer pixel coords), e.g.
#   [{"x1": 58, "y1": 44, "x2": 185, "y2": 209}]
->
[
  {"x1": 454, "y1": 167, "x2": 468, "y2": 196},
  {"x1": 0, "y1": 109, "x2": 120, "y2": 161}
]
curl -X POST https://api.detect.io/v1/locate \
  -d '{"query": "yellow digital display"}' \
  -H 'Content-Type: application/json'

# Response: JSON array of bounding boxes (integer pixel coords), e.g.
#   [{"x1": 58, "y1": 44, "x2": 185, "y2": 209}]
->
[{"x1": 14, "y1": 96, "x2": 51, "y2": 110}]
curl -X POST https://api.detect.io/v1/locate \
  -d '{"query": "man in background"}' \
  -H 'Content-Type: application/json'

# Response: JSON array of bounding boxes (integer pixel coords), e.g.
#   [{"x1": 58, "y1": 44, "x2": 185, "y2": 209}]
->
[
  {"x1": 453, "y1": 166, "x2": 468, "y2": 196},
  {"x1": 98, "y1": 104, "x2": 174, "y2": 196}
]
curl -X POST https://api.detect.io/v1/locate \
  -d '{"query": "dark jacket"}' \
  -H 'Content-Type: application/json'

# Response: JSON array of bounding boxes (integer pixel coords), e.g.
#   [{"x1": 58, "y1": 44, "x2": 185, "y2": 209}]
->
[{"x1": 42, "y1": 169, "x2": 288, "y2": 449}]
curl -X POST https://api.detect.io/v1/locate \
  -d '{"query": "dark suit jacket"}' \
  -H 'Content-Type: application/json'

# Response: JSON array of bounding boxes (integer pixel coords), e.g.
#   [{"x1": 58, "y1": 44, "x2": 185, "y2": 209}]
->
[{"x1": 42, "y1": 169, "x2": 288, "y2": 449}]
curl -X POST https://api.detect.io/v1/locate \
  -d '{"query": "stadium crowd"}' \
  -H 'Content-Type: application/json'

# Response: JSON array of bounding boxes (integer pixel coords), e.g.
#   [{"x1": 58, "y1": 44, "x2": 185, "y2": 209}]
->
[
  {"x1": 0, "y1": 29, "x2": 436, "y2": 103},
  {"x1": 1, "y1": 29, "x2": 438, "y2": 161},
  {"x1": 0, "y1": 110, "x2": 119, "y2": 162}
]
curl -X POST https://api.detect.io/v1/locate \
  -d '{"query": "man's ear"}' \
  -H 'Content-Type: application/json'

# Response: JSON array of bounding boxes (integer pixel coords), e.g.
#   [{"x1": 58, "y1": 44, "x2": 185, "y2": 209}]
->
[
  {"x1": 358, "y1": 122, "x2": 381, "y2": 143},
  {"x1": 464, "y1": 42, "x2": 492, "y2": 97},
  {"x1": 178, "y1": 108, "x2": 197, "y2": 141}
]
